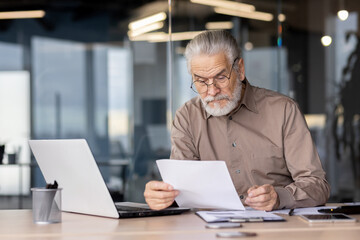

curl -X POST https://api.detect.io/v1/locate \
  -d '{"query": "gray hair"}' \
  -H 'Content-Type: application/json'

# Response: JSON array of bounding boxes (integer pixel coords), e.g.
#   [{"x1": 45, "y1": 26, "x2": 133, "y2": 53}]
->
[{"x1": 184, "y1": 30, "x2": 241, "y2": 73}]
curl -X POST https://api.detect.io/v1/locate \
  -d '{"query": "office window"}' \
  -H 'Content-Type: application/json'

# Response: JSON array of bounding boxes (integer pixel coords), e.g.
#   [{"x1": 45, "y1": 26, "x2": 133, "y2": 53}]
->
[
  {"x1": 1, "y1": 0, "x2": 360, "y2": 209},
  {"x1": 32, "y1": 37, "x2": 87, "y2": 139},
  {"x1": 0, "y1": 71, "x2": 30, "y2": 198}
]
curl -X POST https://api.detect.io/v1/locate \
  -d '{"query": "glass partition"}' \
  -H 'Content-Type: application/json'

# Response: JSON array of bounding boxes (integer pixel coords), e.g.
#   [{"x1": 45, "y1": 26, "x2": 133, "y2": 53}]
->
[{"x1": 0, "y1": 0, "x2": 360, "y2": 208}]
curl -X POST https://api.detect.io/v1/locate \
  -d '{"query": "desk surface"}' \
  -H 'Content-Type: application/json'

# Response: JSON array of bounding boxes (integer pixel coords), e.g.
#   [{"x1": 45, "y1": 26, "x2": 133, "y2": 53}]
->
[{"x1": 0, "y1": 210, "x2": 359, "y2": 239}]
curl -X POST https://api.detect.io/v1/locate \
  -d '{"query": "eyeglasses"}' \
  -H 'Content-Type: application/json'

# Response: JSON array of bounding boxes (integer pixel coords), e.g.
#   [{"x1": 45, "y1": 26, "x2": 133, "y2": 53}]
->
[{"x1": 190, "y1": 57, "x2": 239, "y2": 94}]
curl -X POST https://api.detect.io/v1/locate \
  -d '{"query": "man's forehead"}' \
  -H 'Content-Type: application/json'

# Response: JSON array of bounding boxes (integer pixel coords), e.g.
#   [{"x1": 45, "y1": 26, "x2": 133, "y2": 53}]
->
[{"x1": 190, "y1": 53, "x2": 229, "y2": 74}]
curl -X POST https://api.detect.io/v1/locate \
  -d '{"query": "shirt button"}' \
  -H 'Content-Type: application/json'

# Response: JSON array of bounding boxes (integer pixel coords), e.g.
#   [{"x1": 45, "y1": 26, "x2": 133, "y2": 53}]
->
[
  {"x1": 229, "y1": 116, "x2": 233, "y2": 120},
  {"x1": 240, "y1": 195, "x2": 244, "y2": 199},
  {"x1": 232, "y1": 142, "x2": 236, "y2": 147},
  {"x1": 235, "y1": 169, "x2": 241, "y2": 174}
]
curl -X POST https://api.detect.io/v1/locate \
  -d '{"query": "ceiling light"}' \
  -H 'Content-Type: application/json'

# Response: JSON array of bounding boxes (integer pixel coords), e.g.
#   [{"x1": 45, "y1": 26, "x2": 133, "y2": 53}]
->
[
  {"x1": 170, "y1": 31, "x2": 204, "y2": 42},
  {"x1": 129, "y1": 31, "x2": 204, "y2": 42},
  {"x1": 321, "y1": 36, "x2": 332, "y2": 47},
  {"x1": 337, "y1": 0, "x2": 349, "y2": 21},
  {"x1": 337, "y1": 10, "x2": 349, "y2": 21},
  {"x1": 0, "y1": 10, "x2": 45, "y2": 20},
  {"x1": 128, "y1": 22, "x2": 164, "y2": 38},
  {"x1": 128, "y1": 12, "x2": 167, "y2": 31},
  {"x1": 205, "y1": 21, "x2": 233, "y2": 30},
  {"x1": 214, "y1": 7, "x2": 273, "y2": 22},
  {"x1": 278, "y1": 13, "x2": 286, "y2": 22},
  {"x1": 244, "y1": 42, "x2": 253, "y2": 51},
  {"x1": 191, "y1": 0, "x2": 255, "y2": 12},
  {"x1": 130, "y1": 32, "x2": 168, "y2": 42}
]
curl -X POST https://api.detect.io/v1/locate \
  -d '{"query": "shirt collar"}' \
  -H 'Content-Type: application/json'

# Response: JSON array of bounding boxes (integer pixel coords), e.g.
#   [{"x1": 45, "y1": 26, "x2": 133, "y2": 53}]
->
[
  {"x1": 203, "y1": 77, "x2": 258, "y2": 119},
  {"x1": 236, "y1": 78, "x2": 258, "y2": 114}
]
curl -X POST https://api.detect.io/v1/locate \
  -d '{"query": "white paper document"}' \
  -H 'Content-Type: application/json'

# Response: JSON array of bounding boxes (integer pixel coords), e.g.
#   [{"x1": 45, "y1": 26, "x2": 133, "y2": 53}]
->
[
  {"x1": 270, "y1": 206, "x2": 338, "y2": 215},
  {"x1": 156, "y1": 159, "x2": 245, "y2": 210},
  {"x1": 196, "y1": 208, "x2": 284, "y2": 223}
]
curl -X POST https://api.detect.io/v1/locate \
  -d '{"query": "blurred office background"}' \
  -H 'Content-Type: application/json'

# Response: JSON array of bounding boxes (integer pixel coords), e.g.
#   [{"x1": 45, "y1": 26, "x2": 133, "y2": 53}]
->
[{"x1": 0, "y1": 0, "x2": 359, "y2": 209}]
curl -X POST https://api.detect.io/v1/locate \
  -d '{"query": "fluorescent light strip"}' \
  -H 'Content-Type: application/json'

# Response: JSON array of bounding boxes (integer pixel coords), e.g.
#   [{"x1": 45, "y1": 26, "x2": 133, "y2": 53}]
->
[
  {"x1": 0, "y1": 10, "x2": 45, "y2": 19},
  {"x1": 205, "y1": 21, "x2": 233, "y2": 30},
  {"x1": 170, "y1": 31, "x2": 204, "y2": 42},
  {"x1": 130, "y1": 31, "x2": 204, "y2": 42},
  {"x1": 191, "y1": 0, "x2": 255, "y2": 12},
  {"x1": 128, "y1": 12, "x2": 167, "y2": 30},
  {"x1": 129, "y1": 32, "x2": 167, "y2": 42},
  {"x1": 214, "y1": 7, "x2": 273, "y2": 22},
  {"x1": 128, "y1": 22, "x2": 164, "y2": 38}
]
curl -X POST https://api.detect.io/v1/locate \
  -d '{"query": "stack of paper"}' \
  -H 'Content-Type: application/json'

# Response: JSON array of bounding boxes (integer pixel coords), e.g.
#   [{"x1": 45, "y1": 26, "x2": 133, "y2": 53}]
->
[{"x1": 196, "y1": 209, "x2": 285, "y2": 223}]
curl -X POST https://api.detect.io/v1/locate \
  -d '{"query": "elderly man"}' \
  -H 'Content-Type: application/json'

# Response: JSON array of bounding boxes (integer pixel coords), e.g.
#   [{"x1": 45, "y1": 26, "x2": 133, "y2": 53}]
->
[{"x1": 144, "y1": 30, "x2": 330, "y2": 211}]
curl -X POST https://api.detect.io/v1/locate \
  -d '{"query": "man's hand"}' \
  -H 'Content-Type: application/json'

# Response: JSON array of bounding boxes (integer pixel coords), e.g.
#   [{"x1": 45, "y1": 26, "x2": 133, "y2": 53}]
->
[
  {"x1": 144, "y1": 181, "x2": 179, "y2": 210},
  {"x1": 244, "y1": 184, "x2": 279, "y2": 211}
]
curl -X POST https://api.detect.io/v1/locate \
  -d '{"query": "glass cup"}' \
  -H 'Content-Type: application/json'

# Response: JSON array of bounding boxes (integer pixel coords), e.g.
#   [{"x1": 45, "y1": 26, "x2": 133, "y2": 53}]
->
[{"x1": 31, "y1": 188, "x2": 62, "y2": 224}]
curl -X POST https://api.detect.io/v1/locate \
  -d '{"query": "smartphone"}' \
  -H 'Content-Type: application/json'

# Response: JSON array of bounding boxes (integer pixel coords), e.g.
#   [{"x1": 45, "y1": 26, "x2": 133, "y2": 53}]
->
[
  {"x1": 216, "y1": 232, "x2": 257, "y2": 238},
  {"x1": 205, "y1": 222, "x2": 242, "y2": 229},
  {"x1": 299, "y1": 214, "x2": 357, "y2": 223}
]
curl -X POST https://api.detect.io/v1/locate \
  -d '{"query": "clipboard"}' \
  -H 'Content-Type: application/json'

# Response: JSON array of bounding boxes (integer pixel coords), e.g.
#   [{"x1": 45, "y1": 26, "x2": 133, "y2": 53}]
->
[{"x1": 196, "y1": 210, "x2": 285, "y2": 223}]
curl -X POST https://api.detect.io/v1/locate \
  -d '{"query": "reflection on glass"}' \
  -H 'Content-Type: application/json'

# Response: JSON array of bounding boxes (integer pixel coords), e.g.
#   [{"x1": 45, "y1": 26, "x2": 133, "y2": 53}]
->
[
  {"x1": 0, "y1": 71, "x2": 30, "y2": 195},
  {"x1": 108, "y1": 47, "x2": 132, "y2": 156}
]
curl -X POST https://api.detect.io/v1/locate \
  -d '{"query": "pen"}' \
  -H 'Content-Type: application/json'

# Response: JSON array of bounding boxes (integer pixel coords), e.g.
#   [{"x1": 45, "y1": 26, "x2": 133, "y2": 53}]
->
[{"x1": 288, "y1": 208, "x2": 295, "y2": 216}]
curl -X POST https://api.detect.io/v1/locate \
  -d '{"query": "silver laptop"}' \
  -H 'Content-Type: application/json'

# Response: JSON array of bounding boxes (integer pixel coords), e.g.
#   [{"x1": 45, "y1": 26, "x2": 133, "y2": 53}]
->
[{"x1": 29, "y1": 139, "x2": 189, "y2": 218}]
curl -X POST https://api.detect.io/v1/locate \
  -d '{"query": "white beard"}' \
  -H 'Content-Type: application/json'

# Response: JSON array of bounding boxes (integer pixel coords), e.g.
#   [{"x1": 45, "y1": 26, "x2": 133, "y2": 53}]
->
[{"x1": 201, "y1": 78, "x2": 242, "y2": 116}]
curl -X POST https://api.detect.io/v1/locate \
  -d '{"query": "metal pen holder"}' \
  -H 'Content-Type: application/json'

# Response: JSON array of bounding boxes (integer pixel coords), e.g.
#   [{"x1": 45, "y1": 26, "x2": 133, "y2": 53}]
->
[{"x1": 31, "y1": 188, "x2": 62, "y2": 224}]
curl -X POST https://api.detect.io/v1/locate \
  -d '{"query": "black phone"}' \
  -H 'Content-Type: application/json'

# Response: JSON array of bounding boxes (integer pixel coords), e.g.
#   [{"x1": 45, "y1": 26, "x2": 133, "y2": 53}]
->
[{"x1": 318, "y1": 205, "x2": 360, "y2": 214}]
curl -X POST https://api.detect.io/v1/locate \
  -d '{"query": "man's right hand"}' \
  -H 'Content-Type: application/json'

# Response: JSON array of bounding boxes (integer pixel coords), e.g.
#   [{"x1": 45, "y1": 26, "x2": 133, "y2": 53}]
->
[{"x1": 144, "y1": 181, "x2": 179, "y2": 210}]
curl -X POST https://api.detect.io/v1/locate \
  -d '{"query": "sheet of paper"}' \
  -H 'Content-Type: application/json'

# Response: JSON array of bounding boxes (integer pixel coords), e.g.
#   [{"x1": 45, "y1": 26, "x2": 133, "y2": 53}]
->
[
  {"x1": 156, "y1": 159, "x2": 245, "y2": 210},
  {"x1": 196, "y1": 209, "x2": 284, "y2": 223},
  {"x1": 270, "y1": 206, "x2": 337, "y2": 215}
]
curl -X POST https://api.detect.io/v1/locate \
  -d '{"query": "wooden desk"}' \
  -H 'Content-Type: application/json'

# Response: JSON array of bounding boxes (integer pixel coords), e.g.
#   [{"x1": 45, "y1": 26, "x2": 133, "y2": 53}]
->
[{"x1": 0, "y1": 210, "x2": 359, "y2": 239}]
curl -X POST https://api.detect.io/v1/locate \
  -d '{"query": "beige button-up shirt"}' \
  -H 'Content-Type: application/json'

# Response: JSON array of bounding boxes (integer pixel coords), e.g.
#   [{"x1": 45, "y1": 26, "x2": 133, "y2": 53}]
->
[{"x1": 170, "y1": 79, "x2": 330, "y2": 209}]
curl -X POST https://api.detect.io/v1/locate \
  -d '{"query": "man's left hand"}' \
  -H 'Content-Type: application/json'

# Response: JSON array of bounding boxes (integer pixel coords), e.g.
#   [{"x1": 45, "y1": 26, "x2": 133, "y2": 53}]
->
[{"x1": 244, "y1": 184, "x2": 279, "y2": 211}]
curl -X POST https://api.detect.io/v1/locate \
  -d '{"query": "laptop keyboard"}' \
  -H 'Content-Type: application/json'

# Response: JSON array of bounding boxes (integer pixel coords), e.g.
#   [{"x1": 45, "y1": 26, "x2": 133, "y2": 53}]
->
[{"x1": 115, "y1": 205, "x2": 151, "y2": 212}]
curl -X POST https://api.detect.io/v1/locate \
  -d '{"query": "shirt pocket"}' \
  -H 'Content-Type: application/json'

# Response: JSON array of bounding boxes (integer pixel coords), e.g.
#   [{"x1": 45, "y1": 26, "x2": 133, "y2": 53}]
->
[{"x1": 248, "y1": 144, "x2": 291, "y2": 186}]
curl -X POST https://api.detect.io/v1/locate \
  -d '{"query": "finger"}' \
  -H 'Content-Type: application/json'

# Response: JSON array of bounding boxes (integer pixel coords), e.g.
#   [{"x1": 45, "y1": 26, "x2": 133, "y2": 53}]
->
[
  {"x1": 247, "y1": 203, "x2": 273, "y2": 211},
  {"x1": 245, "y1": 190, "x2": 278, "y2": 211},
  {"x1": 246, "y1": 193, "x2": 272, "y2": 203},
  {"x1": 144, "y1": 189, "x2": 179, "y2": 200},
  {"x1": 245, "y1": 195, "x2": 275, "y2": 209},
  {"x1": 145, "y1": 190, "x2": 179, "y2": 201},
  {"x1": 248, "y1": 184, "x2": 272, "y2": 197},
  {"x1": 245, "y1": 196, "x2": 272, "y2": 206},
  {"x1": 247, "y1": 185, "x2": 259, "y2": 194},
  {"x1": 146, "y1": 181, "x2": 174, "y2": 191},
  {"x1": 146, "y1": 199, "x2": 175, "y2": 210},
  {"x1": 147, "y1": 196, "x2": 177, "y2": 206},
  {"x1": 146, "y1": 192, "x2": 178, "y2": 209},
  {"x1": 246, "y1": 187, "x2": 277, "y2": 203}
]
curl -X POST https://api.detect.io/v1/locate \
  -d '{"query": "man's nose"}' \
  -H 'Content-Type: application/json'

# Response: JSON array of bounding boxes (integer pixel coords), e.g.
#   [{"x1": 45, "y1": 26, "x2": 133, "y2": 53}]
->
[{"x1": 207, "y1": 83, "x2": 220, "y2": 95}]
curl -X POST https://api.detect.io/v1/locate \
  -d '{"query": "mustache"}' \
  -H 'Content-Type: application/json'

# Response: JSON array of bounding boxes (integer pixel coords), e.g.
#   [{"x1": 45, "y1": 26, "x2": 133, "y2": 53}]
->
[{"x1": 203, "y1": 94, "x2": 230, "y2": 103}]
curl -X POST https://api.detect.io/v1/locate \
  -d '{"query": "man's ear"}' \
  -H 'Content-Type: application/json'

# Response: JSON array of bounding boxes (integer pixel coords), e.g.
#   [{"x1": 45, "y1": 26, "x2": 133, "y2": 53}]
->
[{"x1": 238, "y1": 58, "x2": 245, "y2": 80}]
